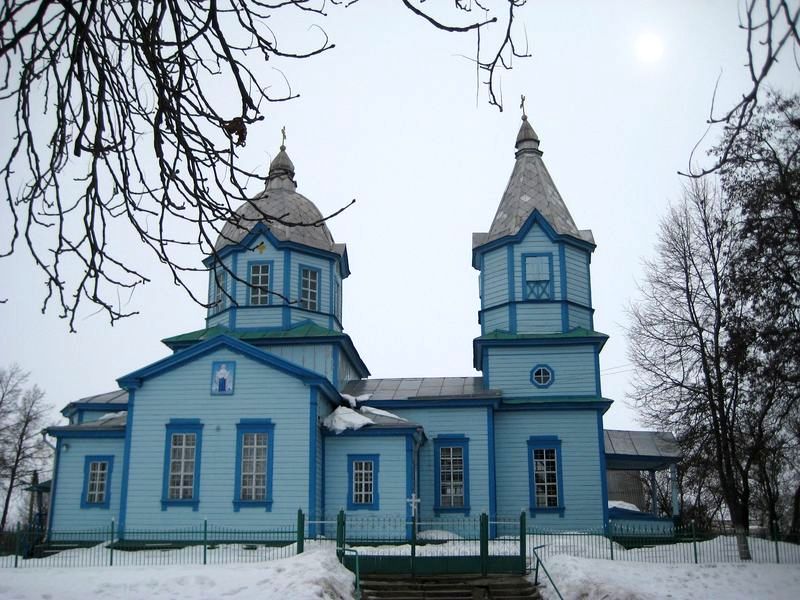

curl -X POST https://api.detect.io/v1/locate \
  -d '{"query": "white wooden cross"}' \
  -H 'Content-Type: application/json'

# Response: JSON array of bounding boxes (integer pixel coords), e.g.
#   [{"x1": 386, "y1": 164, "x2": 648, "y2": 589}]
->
[{"x1": 406, "y1": 493, "x2": 421, "y2": 519}]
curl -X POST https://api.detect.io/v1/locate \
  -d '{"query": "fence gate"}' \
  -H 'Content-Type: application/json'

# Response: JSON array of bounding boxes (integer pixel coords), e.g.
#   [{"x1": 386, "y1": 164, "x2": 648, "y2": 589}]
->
[{"x1": 336, "y1": 512, "x2": 526, "y2": 576}]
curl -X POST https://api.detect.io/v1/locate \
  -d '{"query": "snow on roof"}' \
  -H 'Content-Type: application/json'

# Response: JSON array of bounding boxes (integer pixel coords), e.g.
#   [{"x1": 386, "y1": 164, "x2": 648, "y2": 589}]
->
[{"x1": 322, "y1": 406, "x2": 416, "y2": 435}]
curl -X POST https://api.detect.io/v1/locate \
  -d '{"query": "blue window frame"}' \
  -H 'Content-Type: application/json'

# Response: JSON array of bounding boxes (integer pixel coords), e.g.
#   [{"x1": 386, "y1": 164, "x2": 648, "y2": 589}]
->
[
  {"x1": 522, "y1": 253, "x2": 553, "y2": 300},
  {"x1": 212, "y1": 269, "x2": 227, "y2": 314},
  {"x1": 233, "y1": 419, "x2": 275, "y2": 511},
  {"x1": 210, "y1": 361, "x2": 236, "y2": 395},
  {"x1": 248, "y1": 260, "x2": 273, "y2": 305},
  {"x1": 298, "y1": 265, "x2": 321, "y2": 311},
  {"x1": 530, "y1": 364, "x2": 555, "y2": 388},
  {"x1": 433, "y1": 436, "x2": 470, "y2": 514},
  {"x1": 333, "y1": 279, "x2": 340, "y2": 321},
  {"x1": 527, "y1": 436, "x2": 564, "y2": 516},
  {"x1": 161, "y1": 419, "x2": 204, "y2": 511},
  {"x1": 347, "y1": 454, "x2": 379, "y2": 510},
  {"x1": 81, "y1": 455, "x2": 114, "y2": 509}
]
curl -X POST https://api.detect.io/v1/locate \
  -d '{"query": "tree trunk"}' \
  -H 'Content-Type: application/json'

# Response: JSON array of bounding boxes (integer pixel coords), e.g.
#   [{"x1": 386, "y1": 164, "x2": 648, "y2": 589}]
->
[
  {"x1": 730, "y1": 502, "x2": 752, "y2": 560},
  {"x1": 790, "y1": 483, "x2": 800, "y2": 543}
]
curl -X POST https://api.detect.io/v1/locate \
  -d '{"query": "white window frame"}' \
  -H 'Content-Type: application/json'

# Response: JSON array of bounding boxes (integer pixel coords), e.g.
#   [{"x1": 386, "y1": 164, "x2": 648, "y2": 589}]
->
[
  {"x1": 352, "y1": 460, "x2": 374, "y2": 505},
  {"x1": 168, "y1": 432, "x2": 197, "y2": 501},
  {"x1": 248, "y1": 263, "x2": 270, "y2": 305},
  {"x1": 300, "y1": 267, "x2": 319, "y2": 311},
  {"x1": 86, "y1": 461, "x2": 108, "y2": 504},
  {"x1": 240, "y1": 432, "x2": 268, "y2": 501}
]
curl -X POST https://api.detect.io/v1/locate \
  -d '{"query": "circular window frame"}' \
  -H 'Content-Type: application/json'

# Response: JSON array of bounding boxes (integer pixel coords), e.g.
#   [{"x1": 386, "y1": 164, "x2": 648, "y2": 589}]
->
[{"x1": 530, "y1": 364, "x2": 555, "y2": 388}]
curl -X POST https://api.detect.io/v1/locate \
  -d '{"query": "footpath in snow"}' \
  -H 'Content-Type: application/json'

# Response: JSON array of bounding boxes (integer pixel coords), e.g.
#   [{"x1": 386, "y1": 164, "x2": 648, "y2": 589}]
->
[{"x1": 0, "y1": 547, "x2": 354, "y2": 600}]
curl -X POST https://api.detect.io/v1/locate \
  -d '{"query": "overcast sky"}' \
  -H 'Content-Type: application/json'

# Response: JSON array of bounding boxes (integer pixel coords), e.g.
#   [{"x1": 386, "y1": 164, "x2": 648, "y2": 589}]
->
[{"x1": 1, "y1": 1, "x2": 797, "y2": 430}]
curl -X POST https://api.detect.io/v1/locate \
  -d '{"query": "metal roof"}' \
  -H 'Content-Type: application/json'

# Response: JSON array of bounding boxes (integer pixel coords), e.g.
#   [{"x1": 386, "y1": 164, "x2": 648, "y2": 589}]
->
[
  {"x1": 61, "y1": 390, "x2": 128, "y2": 416},
  {"x1": 342, "y1": 377, "x2": 500, "y2": 401},
  {"x1": 48, "y1": 413, "x2": 127, "y2": 434},
  {"x1": 215, "y1": 146, "x2": 343, "y2": 255},
  {"x1": 473, "y1": 117, "x2": 594, "y2": 248},
  {"x1": 604, "y1": 429, "x2": 681, "y2": 470}
]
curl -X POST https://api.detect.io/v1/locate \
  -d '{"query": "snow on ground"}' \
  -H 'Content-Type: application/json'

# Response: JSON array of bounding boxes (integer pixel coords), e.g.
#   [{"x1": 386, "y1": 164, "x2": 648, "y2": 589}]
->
[
  {"x1": 0, "y1": 547, "x2": 353, "y2": 600},
  {"x1": 537, "y1": 554, "x2": 800, "y2": 600}
]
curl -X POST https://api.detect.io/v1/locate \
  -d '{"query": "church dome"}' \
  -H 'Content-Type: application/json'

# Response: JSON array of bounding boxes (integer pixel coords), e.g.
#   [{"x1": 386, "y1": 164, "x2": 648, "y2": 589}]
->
[{"x1": 214, "y1": 145, "x2": 342, "y2": 254}]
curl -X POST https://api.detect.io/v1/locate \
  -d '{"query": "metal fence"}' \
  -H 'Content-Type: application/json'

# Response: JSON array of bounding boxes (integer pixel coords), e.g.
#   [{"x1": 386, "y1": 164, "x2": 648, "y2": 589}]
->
[{"x1": 1, "y1": 511, "x2": 799, "y2": 570}]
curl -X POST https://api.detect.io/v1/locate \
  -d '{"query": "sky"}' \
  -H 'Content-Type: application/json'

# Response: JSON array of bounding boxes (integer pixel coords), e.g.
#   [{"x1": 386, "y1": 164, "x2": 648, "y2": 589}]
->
[{"x1": 1, "y1": 0, "x2": 797, "y2": 431}]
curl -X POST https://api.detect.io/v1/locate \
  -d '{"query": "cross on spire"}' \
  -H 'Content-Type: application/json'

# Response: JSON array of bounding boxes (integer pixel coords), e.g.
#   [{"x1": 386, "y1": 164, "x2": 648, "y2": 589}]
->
[
  {"x1": 280, "y1": 126, "x2": 287, "y2": 150},
  {"x1": 520, "y1": 95, "x2": 527, "y2": 119}
]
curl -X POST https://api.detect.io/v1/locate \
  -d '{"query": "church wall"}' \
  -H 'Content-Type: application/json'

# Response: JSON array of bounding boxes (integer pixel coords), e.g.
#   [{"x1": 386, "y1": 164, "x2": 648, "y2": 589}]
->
[
  {"x1": 515, "y1": 303, "x2": 563, "y2": 333},
  {"x1": 262, "y1": 343, "x2": 333, "y2": 382},
  {"x1": 512, "y1": 225, "x2": 563, "y2": 304},
  {"x1": 388, "y1": 407, "x2": 490, "y2": 525},
  {"x1": 49, "y1": 437, "x2": 124, "y2": 536},
  {"x1": 567, "y1": 305, "x2": 593, "y2": 330},
  {"x1": 123, "y1": 348, "x2": 311, "y2": 531},
  {"x1": 481, "y1": 247, "x2": 508, "y2": 309},
  {"x1": 486, "y1": 345, "x2": 598, "y2": 398},
  {"x1": 233, "y1": 307, "x2": 284, "y2": 329},
  {"x1": 231, "y1": 234, "x2": 285, "y2": 308},
  {"x1": 338, "y1": 352, "x2": 360, "y2": 390},
  {"x1": 324, "y1": 435, "x2": 408, "y2": 537},
  {"x1": 482, "y1": 306, "x2": 509, "y2": 334},
  {"x1": 564, "y1": 246, "x2": 591, "y2": 308},
  {"x1": 494, "y1": 408, "x2": 604, "y2": 529}
]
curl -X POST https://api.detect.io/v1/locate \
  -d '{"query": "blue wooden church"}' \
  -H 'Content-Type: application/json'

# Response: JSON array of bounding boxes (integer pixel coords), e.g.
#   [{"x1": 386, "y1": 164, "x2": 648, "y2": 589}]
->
[{"x1": 44, "y1": 116, "x2": 680, "y2": 540}]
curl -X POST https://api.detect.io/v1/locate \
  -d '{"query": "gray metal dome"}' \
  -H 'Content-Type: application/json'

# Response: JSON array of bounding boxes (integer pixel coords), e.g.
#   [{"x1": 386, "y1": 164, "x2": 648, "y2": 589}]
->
[{"x1": 214, "y1": 147, "x2": 343, "y2": 254}]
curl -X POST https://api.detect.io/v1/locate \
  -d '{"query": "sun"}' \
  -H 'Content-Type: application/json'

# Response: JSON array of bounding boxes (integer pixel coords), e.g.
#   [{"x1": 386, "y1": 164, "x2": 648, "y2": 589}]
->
[{"x1": 634, "y1": 31, "x2": 665, "y2": 64}]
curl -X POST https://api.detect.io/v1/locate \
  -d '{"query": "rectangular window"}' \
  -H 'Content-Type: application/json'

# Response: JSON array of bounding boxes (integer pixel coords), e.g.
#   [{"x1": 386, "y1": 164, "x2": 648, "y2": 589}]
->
[
  {"x1": 527, "y1": 436, "x2": 563, "y2": 514},
  {"x1": 300, "y1": 267, "x2": 319, "y2": 311},
  {"x1": 240, "y1": 432, "x2": 268, "y2": 501},
  {"x1": 168, "y1": 433, "x2": 196, "y2": 500},
  {"x1": 249, "y1": 263, "x2": 271, "y2": 305},
  {"x1": 434, "y1": 436, "x2": 470, "y2": 514},
  {"x1": 86, "y1": 461, "x2": 108, "y2": 504},
  {"x1": 162, "y1": 420, "x2": 203, "y2": 510},
  {"x1": 353, "y1": 460, "x2": 374, "y2": 505},
  {"x1": 348, "y1": 454, "x2": 379, "y2": 510},
  {"x1": 333, "y1": 279, "x2": 340, "y2": 321},
  {"x1": 81, "y1": 455, "x2": 114, "y2": 509},
  {"x1": 533, "y1": 448, "x2": 559, "y2": 508},
  {"x1": 234, "y1": 420, "x2": 274, "y2": 511},
  {"x1": 524, "y1": 254, "x2": 552, "y2": 300},
  {"x1": 439, "y1": 446, "x2": 465, "y2": 508}
]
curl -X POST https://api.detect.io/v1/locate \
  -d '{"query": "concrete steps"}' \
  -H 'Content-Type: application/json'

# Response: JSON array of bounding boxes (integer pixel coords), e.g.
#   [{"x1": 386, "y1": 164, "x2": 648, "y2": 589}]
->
[{"x1": 360, "y1": 575, "x2": 540, "y2": 600}]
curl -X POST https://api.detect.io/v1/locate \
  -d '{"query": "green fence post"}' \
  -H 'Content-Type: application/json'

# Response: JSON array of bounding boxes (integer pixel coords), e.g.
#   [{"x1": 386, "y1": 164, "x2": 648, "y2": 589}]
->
[
  {"x1": 608, "y1": 524, "x2": 614, "y2": 561},
  {"x1": 110, "y1": 519, "x2": 115, "y2": 566},
  {"x1": 14, "y1": 523, "x2": 20, "y2": 568},
  {"x1": 519, "y1": 511, "x2": 527, "y2": 574},
  {"x1": 336, "y1": 509, "x2": 345, "y2": 561},
  {"x1": 691, "y1": 520, "x2": 698, "y2": 564},
  {"x1": 297, "y1": 509, "x2": 305, "y2": 554},
  {"x1": 480, "y1": 513, "x2": 489, "y2": 577},
  {"x1": 203, "y1": 519, "x2": 208, "y2": 565}
]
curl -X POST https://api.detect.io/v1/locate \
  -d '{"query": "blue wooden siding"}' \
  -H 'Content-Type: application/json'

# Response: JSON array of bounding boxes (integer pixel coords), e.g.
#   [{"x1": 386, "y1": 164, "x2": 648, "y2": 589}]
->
[
  {"x1": 324, "y1": 436, "x2": 407, "y2": 536},
  {"x1": 482, "y1": 306, "x2": 509, "y2": 335},
  {"x1": 494, "y1": 409, "x2": 604, "y2": 529},
  {"x1": 316, "y1": 396, "x2": 334, "y2": 529},
  {"x1": 567, "y1": 305, "x2": 592, "y2": 330},
  {"x1": 481, "y1": 247, "x2": 508, "y2": 309},
  {"x1": 262, "y1": 343, "x2": 333, "y2": 382},
  {"x1": 123, "y1": 348, "x2": 311, "y2": 530},
  {"x1": 486, "y1": 346, "x2": 598, "y2": 398},
  {"x1": 231, "y1": 235, "x2": 285, "y2": 308},
  {"x1": 338, "y1": 354, "x2": 360, "y2": 390},
  {"x1": 513, "y1": 226, "x2": 562, "y2": 302},
  {"x1": 206, "y1": 255, "x2": 234, "y2": 324},
  {"x1": 388, "y1": 408, "x2": 489, "y2": 526},
  {"x1": 234, "y1": 308, "x2": 283, "y2": 329},
  {"x1": 564, "y1": 246, "x2": 590, "y2": 307},
  {"x1": 49, "y1": 438, "x2": 124, "y2": 533},
  {"x1": 515, "y1": 304, "x2": 563, "y2": 334}
]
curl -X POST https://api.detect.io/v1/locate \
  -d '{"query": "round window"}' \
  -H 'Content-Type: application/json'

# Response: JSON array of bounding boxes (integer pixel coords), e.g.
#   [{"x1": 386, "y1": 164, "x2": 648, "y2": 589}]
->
[{"x1": 530, "y1": 365, "x2": 554, "y2": 388}]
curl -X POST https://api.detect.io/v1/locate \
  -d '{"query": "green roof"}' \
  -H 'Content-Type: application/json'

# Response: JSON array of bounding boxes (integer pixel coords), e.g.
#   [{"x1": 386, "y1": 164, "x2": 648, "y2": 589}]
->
[
  {"x1": 477, "y1": 327, "x2": 609, "y2": 341},
  {"x1": 162, "y1": 322, "x2": 343, "y2": 345}
]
